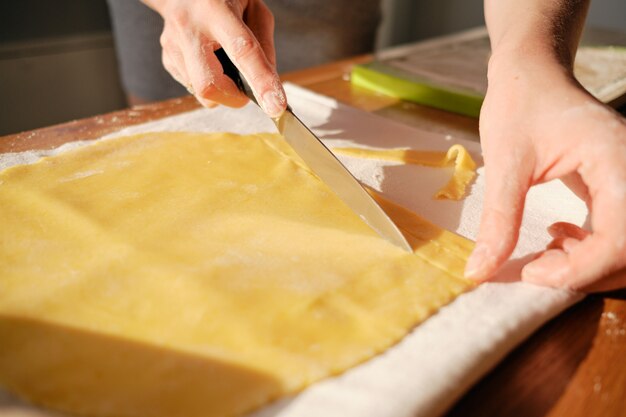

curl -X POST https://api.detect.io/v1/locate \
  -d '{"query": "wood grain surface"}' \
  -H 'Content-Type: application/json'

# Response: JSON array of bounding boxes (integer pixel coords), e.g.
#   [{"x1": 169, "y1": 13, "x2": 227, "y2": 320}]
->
[{"x1": 1, "y1": 56, "x2": 624, "y2": 417}]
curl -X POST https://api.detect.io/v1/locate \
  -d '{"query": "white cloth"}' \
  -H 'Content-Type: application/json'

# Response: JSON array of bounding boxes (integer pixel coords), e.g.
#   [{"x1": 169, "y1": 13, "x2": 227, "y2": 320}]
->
[{"x1": 0, "y1": 83, "x2": 585, "y2": 417}]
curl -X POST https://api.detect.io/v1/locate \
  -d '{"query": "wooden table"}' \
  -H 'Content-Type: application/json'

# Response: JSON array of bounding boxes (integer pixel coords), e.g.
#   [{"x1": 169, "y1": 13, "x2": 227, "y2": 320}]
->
[{"x1": 1, "y1": 56, "x2": 625, "y2": 417}]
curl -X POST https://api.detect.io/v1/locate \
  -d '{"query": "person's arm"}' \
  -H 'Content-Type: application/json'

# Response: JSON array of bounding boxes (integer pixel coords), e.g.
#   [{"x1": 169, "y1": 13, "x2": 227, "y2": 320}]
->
[
  {"x1": 485, "y1": 0, "x2": 589, "y2": 69},
  {"x1": 141, "y1": 0, "x2": 286, "y2": 117},
  {"x1": 466, "y1": 0, "x2": 626, "y2": 291}
]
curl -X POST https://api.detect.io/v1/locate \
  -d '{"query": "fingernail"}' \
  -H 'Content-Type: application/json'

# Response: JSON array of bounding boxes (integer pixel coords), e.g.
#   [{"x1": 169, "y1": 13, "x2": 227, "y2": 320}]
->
[
  {"x1": 547, "y1": 223, "x2": 562, "y2": 237},
  {"x1": 262, "y1": 90, "x2": 286, "y2": 118},
  {"x1": 464, "y1": 244, "x2": 490, "y2": 280}
]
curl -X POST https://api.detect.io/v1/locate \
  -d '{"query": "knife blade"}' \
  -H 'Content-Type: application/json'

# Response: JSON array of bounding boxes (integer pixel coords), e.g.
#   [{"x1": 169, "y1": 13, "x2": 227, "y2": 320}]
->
[
  {"x1": 215, "y1": 49, "x2": 411, "y2": 251},
  {"x1": 273, "y1": 109, "x2": 412, "y2": 251}
]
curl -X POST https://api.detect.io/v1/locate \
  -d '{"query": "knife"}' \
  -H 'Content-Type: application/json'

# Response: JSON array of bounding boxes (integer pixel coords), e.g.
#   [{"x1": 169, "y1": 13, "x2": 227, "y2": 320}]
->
[{"x1": 215, "y1": 49, "x2": 411, "y2": 252}]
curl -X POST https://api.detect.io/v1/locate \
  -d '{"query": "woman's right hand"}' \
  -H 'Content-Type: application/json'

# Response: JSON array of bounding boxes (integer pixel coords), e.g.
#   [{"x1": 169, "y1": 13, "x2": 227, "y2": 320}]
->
[{"x1": 142, "y1": 0, "x2": 286, "y2": 117}]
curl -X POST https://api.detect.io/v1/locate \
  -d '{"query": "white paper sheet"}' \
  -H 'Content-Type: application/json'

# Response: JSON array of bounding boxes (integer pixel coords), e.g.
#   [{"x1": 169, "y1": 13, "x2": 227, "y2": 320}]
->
[{"x1": 0, "y1": 83, "x2": 585, "y2": 417}]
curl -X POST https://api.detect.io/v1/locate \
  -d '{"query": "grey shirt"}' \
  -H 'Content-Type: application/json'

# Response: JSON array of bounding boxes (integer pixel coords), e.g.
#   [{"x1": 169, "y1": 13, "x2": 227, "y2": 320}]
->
[{"x1": 268, "y1": 0, "x2": 381, "y2": 71}]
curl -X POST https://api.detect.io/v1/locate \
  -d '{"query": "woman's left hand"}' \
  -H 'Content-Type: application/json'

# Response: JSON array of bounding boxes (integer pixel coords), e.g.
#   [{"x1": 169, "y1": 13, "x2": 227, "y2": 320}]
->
[{"x1": 465, "y1": 51, "x2": 626, "y2": 292}]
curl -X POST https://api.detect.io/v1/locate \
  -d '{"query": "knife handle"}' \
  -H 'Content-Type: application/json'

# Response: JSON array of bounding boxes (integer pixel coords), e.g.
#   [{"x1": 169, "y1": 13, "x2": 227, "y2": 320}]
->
[
  {"x1": 215, "y1": 48, "x2": 257, "y2": 103},
  {"x1": 215, "y1": 47, "x2": 291, "y2": 114}
]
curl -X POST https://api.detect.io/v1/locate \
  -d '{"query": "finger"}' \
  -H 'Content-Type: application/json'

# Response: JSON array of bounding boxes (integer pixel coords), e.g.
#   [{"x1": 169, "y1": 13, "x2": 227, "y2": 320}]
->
[
  {"x1": 163, "y1": 36, "x2": 216, "y2": 104},
  {"x1": 524, "y1": 162, "x2": 626, "y2": 290},
  {"x1": 547, "y1": 222, "x2": 590, "y2": 240},
  {"x1": 180, "y1": 33, "x2": 248, "y2": 108},
  {"x1": 525, "y1": 157, "x2": 625, "y2": 287},
  {"x1": 521, "y1": 249, "x2": 569, "y2": 287},
  {"x1": 162, "y1": 30, "x2": 217, "y2": 110},
  {"x1": 196, "y1": 97, "x2": 220, "y2": 108},
  {"x1": 582, "y1": 267, "x2": 626, "y2": 293},
  {"x1": 546, "y1": 236, "x2": 582, "y2": 253},
  {"x1": 206, "y1": 4, "x2": 286, "y2": 117},
  {"x1": 465, "y1": 155, "x2": 533, "y2": 281},
  {"x1": 561, "y1": 172, "x2": 591, "y2": 207},
  {"x1": 160, "y1": 31, "x2": 191, "y2": 88},
  {"x1": 522, "y1": 234, "x2": 625, "y2": 291},
  {"x1": 245, "y1": 0, "x2": 277, "y2": 68},
  {"x1": 162, "y1": 50, "x2": 188, "y2": 88}
]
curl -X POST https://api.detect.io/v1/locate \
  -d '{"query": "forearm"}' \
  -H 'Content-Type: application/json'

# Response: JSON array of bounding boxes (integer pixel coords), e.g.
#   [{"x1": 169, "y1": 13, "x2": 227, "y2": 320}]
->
[{"x1": 484, "y1": 0, "x2": 590, "y2": 70}]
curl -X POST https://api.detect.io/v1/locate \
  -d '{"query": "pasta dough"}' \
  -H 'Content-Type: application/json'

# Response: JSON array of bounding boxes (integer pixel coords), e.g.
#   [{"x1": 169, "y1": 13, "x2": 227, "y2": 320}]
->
[
  {"x1": 332, "y1": 144, "x2": 477, "y2": 200},
  {"x1": 0, "y1": 132, "x2": 474, "y2": 417}
]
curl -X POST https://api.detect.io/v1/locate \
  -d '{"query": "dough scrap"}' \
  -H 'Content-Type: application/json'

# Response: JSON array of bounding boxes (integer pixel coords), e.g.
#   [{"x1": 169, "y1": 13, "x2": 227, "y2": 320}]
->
[
  {"x1": 332, "y1": 144, "x2": 477, "y2": 200},
  {"x1": 0, "y1": 132, "x2": 474, "y2": 417}
]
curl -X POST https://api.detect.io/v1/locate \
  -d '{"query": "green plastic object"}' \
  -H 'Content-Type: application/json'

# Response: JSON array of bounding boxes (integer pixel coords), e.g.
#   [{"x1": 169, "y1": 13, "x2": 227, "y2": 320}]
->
[{"x1": 351, "y1": 63, "x2": 484, "y2": 118}]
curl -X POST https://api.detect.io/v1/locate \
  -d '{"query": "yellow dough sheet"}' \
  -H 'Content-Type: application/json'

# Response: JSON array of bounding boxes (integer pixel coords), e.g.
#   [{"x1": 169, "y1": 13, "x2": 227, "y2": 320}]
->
[
  {"x1": 0, "y1": 132, "x2": 474, "y2": 417},
  {"x1": 332, "y1": 144, "x2": 477, "y2": 200}
]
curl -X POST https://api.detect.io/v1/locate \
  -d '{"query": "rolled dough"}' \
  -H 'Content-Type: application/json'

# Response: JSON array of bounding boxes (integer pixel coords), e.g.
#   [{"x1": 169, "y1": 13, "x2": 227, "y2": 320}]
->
[{"x1": 0, "y1": 132, "x2": 473, "y2": 417}]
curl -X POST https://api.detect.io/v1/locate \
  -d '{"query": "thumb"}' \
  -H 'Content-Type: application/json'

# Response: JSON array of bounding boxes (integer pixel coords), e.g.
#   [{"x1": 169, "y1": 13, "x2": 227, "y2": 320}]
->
[{"x1": 465, "y1": 156, "x2": 533, "y2": 281}]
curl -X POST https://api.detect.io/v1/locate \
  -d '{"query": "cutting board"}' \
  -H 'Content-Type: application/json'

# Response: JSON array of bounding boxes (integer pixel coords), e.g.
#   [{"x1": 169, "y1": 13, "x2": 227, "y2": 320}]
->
[{"x1": 353, "y1": 27, "x2": 626, "y2": 117}]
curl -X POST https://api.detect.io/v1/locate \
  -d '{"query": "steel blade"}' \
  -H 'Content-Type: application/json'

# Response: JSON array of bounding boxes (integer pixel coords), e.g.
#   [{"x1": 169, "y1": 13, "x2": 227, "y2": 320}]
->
[{"x1": 275, "y1": 110, "x2": 411, "y2": 251}]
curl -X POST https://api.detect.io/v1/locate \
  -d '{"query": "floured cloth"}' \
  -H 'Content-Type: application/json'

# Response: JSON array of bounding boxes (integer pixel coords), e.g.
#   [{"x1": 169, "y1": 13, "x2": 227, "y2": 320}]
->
[{"x1": 0, "y1": 83, "x2": 585, "y2": 417}]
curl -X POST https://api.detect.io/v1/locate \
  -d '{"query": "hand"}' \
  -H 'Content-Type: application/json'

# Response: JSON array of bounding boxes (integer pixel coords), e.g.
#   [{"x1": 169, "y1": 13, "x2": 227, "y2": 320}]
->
[
  {"x1": 465, "y1": 52, "x2": 626, "y2": 292},
  {"x1": 142, "y1": 0, "x2": 286, "y2": 117}
]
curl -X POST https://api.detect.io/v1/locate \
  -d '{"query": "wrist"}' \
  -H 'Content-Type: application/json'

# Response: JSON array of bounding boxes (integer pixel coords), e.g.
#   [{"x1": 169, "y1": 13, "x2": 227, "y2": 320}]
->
[{"x1": 487, "y1": 46, "x2": 574, "y2": 87}]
